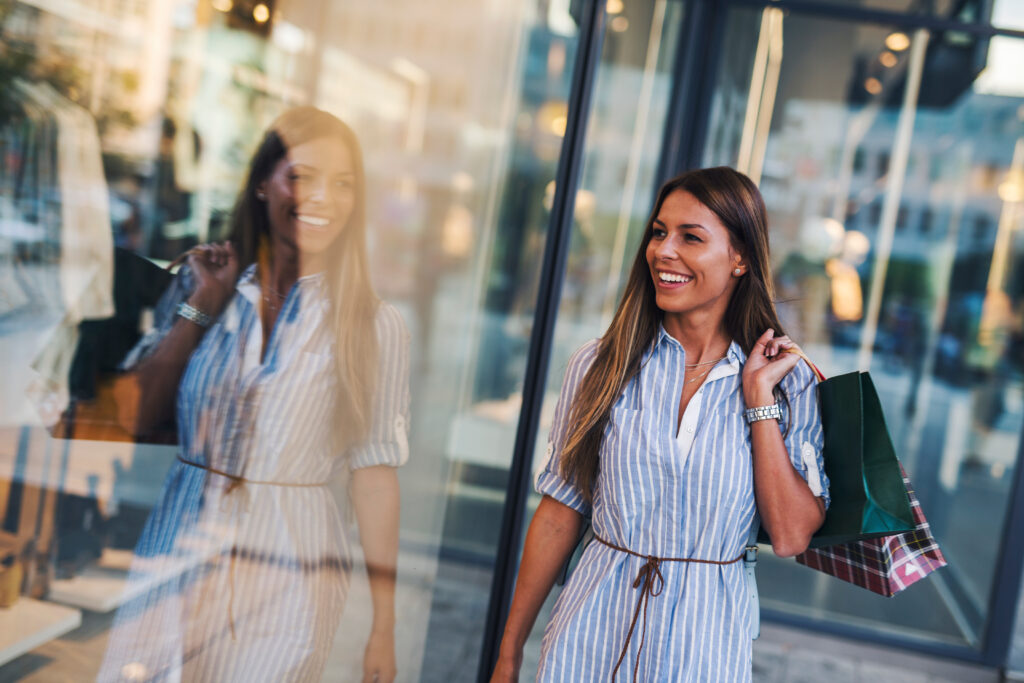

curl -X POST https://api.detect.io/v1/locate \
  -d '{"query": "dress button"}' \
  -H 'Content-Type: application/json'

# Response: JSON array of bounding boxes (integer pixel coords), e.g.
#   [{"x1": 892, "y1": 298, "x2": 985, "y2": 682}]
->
[{"x1": 686, "y1": 425, "x2": 695, "y2": 433}]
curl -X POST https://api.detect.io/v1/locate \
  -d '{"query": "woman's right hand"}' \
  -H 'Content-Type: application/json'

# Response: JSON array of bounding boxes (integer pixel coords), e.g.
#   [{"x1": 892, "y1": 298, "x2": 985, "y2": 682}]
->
[
  {"x1": 490, "y1": 651, "x2": 522, "y2": 682},
  {"x1": 185, "y1": 241, "x2": 239, "y2": 317}
]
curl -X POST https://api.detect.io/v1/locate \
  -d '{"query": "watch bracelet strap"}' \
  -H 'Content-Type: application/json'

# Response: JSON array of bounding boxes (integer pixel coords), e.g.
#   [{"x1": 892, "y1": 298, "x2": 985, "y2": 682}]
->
[{"x1": 744, "y1": 403, "x2": 781, "y2": 423}]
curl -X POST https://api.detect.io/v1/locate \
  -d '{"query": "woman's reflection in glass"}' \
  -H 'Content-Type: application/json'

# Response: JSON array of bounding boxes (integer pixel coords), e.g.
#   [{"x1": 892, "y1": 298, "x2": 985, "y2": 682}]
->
[{"x1": 99, "y1": 107, "x2": 408, "y2": 683}]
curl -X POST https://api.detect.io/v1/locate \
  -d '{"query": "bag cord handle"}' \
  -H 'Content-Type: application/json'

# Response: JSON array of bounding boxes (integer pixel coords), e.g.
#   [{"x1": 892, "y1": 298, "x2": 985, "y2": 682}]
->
[{"x1": 783, "y1": 347, "x2": 827, "y2": 383}]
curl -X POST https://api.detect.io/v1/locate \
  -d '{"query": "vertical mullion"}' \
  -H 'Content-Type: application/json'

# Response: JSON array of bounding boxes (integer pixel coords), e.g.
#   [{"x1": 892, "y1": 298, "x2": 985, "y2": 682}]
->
[
  {"x1": 654, "y1": 0, "x2": 729, "y2": 187},
  {"x1": 475, "y1": 1, "x2": 608, "y2": 680},
  {"x1": 982, "y1": 420, "x2": 1024, "y2": 668}
]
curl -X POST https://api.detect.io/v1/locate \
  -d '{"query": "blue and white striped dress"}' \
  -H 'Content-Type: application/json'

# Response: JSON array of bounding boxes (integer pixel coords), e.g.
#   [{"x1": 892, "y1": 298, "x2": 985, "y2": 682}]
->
[
  {"x1": 98, "y1": 264, "x2": 409, "y2": 682},
  {"x1": 535, "y1": 328, "x2": 829, "y2": 682}
]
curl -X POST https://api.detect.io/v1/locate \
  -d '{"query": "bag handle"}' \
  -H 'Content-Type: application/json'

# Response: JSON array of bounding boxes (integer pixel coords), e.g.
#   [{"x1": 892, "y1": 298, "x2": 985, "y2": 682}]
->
[{"x1": 783, "y1": 347, "x2": 827, "y2": 383}]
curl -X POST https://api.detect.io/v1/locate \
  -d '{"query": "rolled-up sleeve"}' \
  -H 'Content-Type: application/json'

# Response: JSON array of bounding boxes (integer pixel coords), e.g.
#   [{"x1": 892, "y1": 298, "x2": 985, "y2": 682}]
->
[
  {"x1": 349, "y1": 303, "x2": 411, "y2": 470},
  {"x1": 534, "y1": 339, "x2": 600, "y2": 516},
  {"x1": 780, "y1": 359, "x2": 830, "y2": 509}
]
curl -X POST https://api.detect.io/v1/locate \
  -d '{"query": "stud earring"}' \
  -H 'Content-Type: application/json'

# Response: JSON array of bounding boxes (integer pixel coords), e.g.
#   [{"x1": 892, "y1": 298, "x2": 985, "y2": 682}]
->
[
  {"x1": 256, "y1": 191, "x2": 266, "y2": 200},
  {"x1": 734, "y1": 268, "x2": 742, "y2": 275}
]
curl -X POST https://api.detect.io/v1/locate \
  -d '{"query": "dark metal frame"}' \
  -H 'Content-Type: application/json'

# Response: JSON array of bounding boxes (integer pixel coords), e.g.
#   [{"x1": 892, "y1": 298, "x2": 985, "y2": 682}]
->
[
  {"x1": 480, "y1": 0, "x2": 1024, "y2": 675},
  {"x1": 475, "y1": 1, "x2": 607, "y2": 679}
]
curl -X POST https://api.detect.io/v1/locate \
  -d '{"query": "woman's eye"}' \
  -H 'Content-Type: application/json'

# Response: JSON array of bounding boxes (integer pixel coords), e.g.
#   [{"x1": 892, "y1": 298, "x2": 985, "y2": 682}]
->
[
  {"x1": 651, "y1": 227, "x2": 667, "y2": 238},
  {"x1": 684, "y1": 234, "x2": 702, "y2": 243}
]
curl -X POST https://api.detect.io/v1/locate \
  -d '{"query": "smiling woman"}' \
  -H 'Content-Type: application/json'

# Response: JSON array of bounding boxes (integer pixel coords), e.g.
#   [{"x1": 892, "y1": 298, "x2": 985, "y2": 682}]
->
[
  {"x1": 97, "y1": 107, "x2": 409, "y2": 683},
  {"x1": 492, "y1": 167, "x2": 828, "y2": 683}
]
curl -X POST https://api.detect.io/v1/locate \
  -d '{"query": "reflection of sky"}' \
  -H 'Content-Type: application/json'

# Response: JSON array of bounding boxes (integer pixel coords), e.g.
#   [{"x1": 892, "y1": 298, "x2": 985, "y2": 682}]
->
[
  {"x1": 978, "y1": 1, "x2": 1024, "y2": 96},
  {"x1": 974, "y1": 37, "x2": 1024, "y2": 97},
  {"x1": 993, "y1": 0, "x2": 1024, "y2": 30}
]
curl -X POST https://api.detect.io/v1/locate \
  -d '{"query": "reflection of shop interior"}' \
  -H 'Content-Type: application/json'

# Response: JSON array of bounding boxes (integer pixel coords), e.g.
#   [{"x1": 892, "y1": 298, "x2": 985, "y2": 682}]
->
[{"x1": 0, "y1": 424, "x2": 183, "y2": 668}]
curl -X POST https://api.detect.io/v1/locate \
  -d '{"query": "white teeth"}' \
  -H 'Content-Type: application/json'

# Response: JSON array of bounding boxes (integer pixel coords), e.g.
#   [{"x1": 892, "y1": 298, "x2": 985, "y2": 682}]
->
[
  {"x1": 297, "y1": 214, "x2": 329, "y2": 227},
  {"x1": 659, "y1": 272, "x2": 692, "y2": 283}
]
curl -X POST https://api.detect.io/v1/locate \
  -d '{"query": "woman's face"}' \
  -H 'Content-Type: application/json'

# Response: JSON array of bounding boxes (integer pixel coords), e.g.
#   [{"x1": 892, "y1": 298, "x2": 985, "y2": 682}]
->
[
  {"x1": 645, "y1": 189, "x2": 745, "y2": 322},
  {"x1": 259, "y1": 136, "x2": 357, "y2": 257}
]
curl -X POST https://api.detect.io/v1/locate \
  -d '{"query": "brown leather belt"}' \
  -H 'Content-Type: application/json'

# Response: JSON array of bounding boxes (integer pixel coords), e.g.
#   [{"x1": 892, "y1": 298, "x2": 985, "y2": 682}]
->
[
  {"x1": 177, "y1": 455, "x2": 327, "y2": 491},
  {"x1": 592, "y1": 533, "x2": 744, "y2": 682}
]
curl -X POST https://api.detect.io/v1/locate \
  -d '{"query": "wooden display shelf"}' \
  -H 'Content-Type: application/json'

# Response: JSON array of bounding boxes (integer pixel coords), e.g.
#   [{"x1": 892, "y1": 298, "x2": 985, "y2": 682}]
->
[
  {"x1": 50, "y1": 532, "x2": 231, "y2": 613},
  {"x1": 0, "y1": 597, "x2": 81, "y2": 666}
]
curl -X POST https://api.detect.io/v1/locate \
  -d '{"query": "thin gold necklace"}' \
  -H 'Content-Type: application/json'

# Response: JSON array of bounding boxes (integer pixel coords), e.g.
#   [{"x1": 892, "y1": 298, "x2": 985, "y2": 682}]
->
[
  {"x1": 684, "y1": 366, "x2": 717, "y2": 385},
  {"x1": 684, "y1": 355, "x2": 727, "y2": 368}
]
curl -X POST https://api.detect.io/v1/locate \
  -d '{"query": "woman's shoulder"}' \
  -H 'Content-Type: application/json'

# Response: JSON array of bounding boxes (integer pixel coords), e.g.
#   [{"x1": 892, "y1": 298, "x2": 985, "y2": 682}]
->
[
  {"x1": 783, "y1": 353, "x2": 819, "y2": 392},
  {"x1": 561, "y1": 338, "x2": 601, "y2": 386},
  {"x1": 568, "y1": 338, "x2": 600, "y2": 368},
  {"x1": 372, "y1": 300, "x2": 410, "y2": 344}
]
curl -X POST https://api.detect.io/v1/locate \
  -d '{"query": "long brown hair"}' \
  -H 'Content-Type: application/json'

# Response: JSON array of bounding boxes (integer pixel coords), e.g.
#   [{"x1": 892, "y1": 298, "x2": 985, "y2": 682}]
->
[
  {"x1": 559, "y1": 167, "x2": 787, "y2": 503},
  {"x1": 228, "y1": 107, "x2": 378, "y2": 448}
]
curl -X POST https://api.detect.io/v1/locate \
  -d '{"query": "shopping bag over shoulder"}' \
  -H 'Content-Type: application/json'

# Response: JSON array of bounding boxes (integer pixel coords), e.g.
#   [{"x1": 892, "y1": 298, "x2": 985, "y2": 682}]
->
[
  {"x1": 782, "y1": 352, "x2": 946, "y2": 595},
  {"x1": 756, "y1": 359, "x2": 915, "y2": 547},
  {"x1": 811, "y1": 370, "x2": 915, "y2": 547},
  {"x1": 796, "y1": 472, "x2": 946, "y2": 596}
]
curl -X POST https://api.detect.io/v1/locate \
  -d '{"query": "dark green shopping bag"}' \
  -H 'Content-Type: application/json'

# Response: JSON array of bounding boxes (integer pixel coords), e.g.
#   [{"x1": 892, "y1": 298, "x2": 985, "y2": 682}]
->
[
  {"x1": 759, "y1": 360, "x2": 916, "y2": 549},
  {"x1": 810, "y1": 370, "x2": 916, "y2": 548}
]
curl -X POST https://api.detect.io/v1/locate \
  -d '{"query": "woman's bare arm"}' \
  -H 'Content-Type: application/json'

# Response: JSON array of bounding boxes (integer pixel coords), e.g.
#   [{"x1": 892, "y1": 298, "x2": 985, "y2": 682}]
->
[
  {"x1": 742, "y1": 329, "x2": 826, "y2": 557},
  {"x1": 491, "y1": 495, "x2": 583, "y2": 682},
  {"x1": 132, "y1": 244, "x2": 238, "y2": 435},
  {"x1": 351, "y1": 465, "x2": 400, "y2": 683}
]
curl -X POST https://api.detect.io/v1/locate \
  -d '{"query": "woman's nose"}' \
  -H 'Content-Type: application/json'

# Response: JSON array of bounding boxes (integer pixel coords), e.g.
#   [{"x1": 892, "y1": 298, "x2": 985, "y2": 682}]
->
[
  {"x1": 305, "y1": 177, "x2": 330, "y2": 205},
  {"x1": 654, "y1": 235, "x2": 678, "y2": 260}
]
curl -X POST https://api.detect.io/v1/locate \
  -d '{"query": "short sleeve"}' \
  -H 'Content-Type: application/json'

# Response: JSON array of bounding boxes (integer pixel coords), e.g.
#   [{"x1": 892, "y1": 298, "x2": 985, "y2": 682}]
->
[
  {"x1": 534, "y1": 339, "x2": 600, "y2": 516},
  {"x1": 349, "y1": 303, "x2": 411, "y2": 470},
  {"x1": 780, "y1": 359, "x2": 830, "y2": 509}
]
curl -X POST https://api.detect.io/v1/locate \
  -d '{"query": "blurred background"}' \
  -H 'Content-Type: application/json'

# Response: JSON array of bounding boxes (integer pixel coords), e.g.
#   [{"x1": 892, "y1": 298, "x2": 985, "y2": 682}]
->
[{"x1": 0, "y1": 0, "x2": 1022, "y2": 680}]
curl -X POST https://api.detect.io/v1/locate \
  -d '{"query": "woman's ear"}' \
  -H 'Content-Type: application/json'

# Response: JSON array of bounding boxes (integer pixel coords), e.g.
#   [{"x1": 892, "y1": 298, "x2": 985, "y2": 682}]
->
[
  {"x1": 731, "y1": 255, "x2": 747, "y2": 277},
  {"x1": 255, "y1": 183, "x2": 267, "y2": 201}
]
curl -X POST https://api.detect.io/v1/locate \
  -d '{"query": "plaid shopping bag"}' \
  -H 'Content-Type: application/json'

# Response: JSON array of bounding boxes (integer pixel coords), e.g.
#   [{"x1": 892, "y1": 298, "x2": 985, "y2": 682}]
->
[{"x1": 795, "y1": 473, "x2": 946, "y2": 596}]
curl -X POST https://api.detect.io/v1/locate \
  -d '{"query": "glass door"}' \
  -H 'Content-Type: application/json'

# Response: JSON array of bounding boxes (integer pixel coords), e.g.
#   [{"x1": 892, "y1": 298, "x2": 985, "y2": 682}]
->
[{"x1": 702, "y1": 4, "x2": 1024, "y2": 652}]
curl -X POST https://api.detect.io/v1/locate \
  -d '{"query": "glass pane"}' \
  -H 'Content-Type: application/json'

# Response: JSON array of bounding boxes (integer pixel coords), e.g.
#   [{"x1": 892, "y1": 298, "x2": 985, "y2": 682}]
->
[
  {"x1": 0, "y1": 0, "x2": 582, "y2": 680},
  {"x1": 705, "y1": 6, "x2": 1024, "y2": 650},
  {"x1": 795, "y1": 0, "x2": 987, "y2": 23},
  {"x1": 510, "y1": 0, "x2": 686, "y2": 677},
  {"x1": 992, "y1": 0, "x2": 1024, "y2": 32}
]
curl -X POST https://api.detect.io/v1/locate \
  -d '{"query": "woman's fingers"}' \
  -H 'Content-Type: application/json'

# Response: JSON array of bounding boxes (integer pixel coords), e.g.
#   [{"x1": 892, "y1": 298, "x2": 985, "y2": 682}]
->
[
  {"x1": 765, "y1": 335, "x2": 795, "y2": 358},
  {"x1": 184, "y1": 242, "x2": 234, "y2": 268},
  {"x1": 752, "y1": 328, "x2": 775, "y2": 354}
]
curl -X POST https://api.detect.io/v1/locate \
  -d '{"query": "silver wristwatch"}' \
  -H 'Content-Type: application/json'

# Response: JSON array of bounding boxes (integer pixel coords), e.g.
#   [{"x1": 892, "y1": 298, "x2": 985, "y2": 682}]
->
[
  {"x1": 744, "y1": 403, "x2": 782, "y2": 424},
  {"x1": 176, "y1": 302, "x2": 215, "y2": 328}
]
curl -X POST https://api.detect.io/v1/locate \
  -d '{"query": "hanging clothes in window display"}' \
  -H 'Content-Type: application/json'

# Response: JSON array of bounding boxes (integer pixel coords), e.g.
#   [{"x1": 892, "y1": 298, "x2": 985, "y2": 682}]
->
[
  {"x1": 0, "y1": 81, "x2": 61, "y2": 315},
  {"x1": 12, "y1": 80, "x2": 115, "y2": 430},
  {"x1": 19, "y1": 80, "x2": 114, "y2": 322}
]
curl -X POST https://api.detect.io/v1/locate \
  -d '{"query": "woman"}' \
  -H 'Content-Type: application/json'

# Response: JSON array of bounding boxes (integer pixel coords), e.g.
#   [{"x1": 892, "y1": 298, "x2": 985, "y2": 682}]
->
[
  {"x1": 493, "y1": 167, "x2": 829, "y2": 682},
  {"x1": 99, "y1": 107, "x2": 408, "y2": 682}
]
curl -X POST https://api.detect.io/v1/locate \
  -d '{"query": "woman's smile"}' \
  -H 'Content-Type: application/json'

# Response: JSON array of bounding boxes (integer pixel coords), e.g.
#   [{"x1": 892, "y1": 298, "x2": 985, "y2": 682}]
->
[
  {"x1": 295, "y1": 213, "x2": 332, "y2": 229},
  {"x1": 655, "y1": 270, "x2": 693, "y2": 288}
]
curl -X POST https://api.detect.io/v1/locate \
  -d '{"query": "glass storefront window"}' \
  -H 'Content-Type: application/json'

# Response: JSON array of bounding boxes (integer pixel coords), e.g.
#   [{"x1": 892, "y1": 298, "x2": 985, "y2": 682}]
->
[
  {"x1": 1, "y1": 0, "x2": 1023, "y2": 678},
  {"x1": 0, "y1": 0, "x2": 585, "y2": 679},
  {"x1": 513, "y1": 0, "x2": 684, "y2": 676},
  {"x1": 704, "y1": 5, "x2": 1024, "y2": 651}
]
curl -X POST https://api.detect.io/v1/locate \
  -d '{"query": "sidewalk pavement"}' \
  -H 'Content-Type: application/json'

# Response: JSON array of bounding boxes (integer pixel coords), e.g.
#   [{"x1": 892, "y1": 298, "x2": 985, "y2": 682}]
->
[{"x1": 754, "y1": 622, "x2": 998, "y2": 683}]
